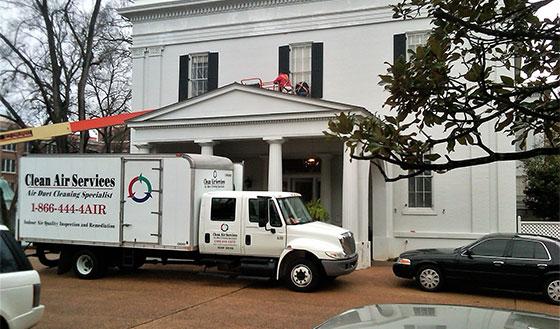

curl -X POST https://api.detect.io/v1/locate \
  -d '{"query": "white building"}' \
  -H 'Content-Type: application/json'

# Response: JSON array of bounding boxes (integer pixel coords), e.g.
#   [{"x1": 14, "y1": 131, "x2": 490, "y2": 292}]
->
[{"x1": 120, "y1": 0, "x2": 516, "y2": 267}]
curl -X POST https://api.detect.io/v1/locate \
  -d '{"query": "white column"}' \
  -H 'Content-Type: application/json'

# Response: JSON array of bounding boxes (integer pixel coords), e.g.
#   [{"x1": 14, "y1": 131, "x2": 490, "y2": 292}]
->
[
  {"x1": 358, "y1": 159, "x2": 371, "y2": 268},
  {"x1": 196, "y1": 140, "x2": 216, "y2": 156},
  {"x1": 264, "y1": 137, "x2": 284, "y2": 191},
  {"x1": 319, "y1": 154, "x2": 332, "y2": 218},
  {"x1": 343, "y1": 145, "x2": 371, "y2": 269},
  {"x1": 342, "y1": 146, "x2": 359, "y2": 231}
]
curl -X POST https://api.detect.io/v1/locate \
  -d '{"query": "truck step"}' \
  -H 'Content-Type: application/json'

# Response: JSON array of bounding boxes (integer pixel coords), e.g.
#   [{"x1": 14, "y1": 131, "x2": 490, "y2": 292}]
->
[
  {"x1": 240, "y1": 260, "x2": 276, "y2": 277},
  {"x1": 236, "y1": 275, "x2": 274, "y2": 281}
]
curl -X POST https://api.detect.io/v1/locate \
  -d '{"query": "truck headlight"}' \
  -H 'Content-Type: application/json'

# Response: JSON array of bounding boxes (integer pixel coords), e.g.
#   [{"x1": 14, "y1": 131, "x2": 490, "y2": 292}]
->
[{"x1": 325, "y1": 251, "x2": 346, "y2": 259}]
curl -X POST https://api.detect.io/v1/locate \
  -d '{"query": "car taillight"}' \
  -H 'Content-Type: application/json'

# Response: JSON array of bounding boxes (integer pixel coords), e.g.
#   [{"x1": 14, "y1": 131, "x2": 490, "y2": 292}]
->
[{"x1": 33, "y1": 283, "x2": 41, "y2": 307}]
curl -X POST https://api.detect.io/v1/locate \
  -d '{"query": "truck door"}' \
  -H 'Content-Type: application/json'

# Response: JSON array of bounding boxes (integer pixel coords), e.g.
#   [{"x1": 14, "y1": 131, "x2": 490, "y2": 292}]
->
[
  {"x1": 200, "y1": 196, "x2": 242, "y2": 255},
  {"x1": 243, "y1": 198, "x2": 286, "y2": 257},
  {"x1": 122, "y1": 159, "x2": 162, "y2": 244}
]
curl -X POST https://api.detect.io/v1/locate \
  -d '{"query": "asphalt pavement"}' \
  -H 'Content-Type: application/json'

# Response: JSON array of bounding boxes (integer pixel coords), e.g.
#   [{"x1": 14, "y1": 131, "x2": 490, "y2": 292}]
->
[{"x1": 32, "y1": 260, "x2": 559, "y2": 329}]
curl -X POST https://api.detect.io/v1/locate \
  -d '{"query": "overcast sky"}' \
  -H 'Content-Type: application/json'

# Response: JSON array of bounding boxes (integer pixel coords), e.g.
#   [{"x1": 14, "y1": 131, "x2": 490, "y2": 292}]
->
[{"x1": 538, "y1": 0, "x2": 560, "y2": 18}]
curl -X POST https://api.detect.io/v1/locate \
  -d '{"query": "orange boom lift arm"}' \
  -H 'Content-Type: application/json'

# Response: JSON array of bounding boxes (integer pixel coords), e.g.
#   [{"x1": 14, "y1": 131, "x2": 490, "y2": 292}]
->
[{"x1": 0, "y1": 110, "x2": 152, "y2": 146}]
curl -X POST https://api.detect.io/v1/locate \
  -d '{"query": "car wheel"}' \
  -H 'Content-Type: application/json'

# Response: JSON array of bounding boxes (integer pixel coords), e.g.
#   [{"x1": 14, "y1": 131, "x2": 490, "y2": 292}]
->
[
  {"x1": 416, "y1": 265, "x2": 443, "y2": 292},
  {"x1": 544, "y1": 277, "x2": 560, "y2": 305},
  {"x1": 36, "y1": 245, "x2": 59, "y2": 267},
  {"x1": 73, "y1": 249, "x2": 106, "y2": 280},
  {"x1": 285, "y1": 258, "x2": 321, "y2": 292}
]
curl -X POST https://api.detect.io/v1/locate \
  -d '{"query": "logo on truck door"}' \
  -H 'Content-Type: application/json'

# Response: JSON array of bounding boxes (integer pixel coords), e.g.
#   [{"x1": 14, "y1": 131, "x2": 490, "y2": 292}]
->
[{"x1": 128, "y1": 174, "x2": 153, "y2": 203}]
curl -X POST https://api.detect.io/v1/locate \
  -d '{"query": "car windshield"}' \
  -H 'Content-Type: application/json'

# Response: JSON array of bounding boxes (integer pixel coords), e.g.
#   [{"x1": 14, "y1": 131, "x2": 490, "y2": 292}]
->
[{"x1": 277, "y1": 197, "x2": 313, "y2": 225}]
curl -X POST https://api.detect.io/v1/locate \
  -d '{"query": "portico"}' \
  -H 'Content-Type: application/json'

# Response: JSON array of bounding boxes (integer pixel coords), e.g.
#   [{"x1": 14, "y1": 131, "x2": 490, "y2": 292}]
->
[{"x1": 127, "y1": 83, "x2": 373, "y2": 268}]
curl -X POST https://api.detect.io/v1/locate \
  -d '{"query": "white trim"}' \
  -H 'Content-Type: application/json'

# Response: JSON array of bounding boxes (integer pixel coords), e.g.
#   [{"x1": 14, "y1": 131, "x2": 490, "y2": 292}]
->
[
  {"x1": 401, "y1": 207, "x2": 437, "y2": 216},
  {"x1": 394, "y1": 231, "x2": 485, "y2": 239},
  {"x1": 123, "y1": 6, "x2": 402, "y2": 48}
]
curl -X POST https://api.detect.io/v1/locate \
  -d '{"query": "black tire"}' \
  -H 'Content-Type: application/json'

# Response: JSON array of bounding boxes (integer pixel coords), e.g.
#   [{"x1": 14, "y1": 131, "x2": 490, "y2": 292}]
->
[
  {"x1": 36, "y1": 245, "x2": 59, "y2": 267},
  {"x1": 544, "y1": 277, "x2": 560, "y2": 305},
  {"x1": 416, "y1": 265, "x2": 444, "y2": 292},
  {"x1": 284, "y1": 258, "x2": 321, "y2": 292},
  {"x1": 73, "y1": 249, "x2": 106, "y2": 280}
]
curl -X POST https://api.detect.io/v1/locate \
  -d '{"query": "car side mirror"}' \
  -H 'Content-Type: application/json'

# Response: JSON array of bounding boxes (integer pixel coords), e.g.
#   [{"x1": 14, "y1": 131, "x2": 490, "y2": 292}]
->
[{"x1": 465, "y1": 249, "x2": 473, "y2": 258}]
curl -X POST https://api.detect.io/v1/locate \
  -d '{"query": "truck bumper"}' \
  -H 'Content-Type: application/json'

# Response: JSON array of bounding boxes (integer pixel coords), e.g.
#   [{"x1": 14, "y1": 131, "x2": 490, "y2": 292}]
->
[{"x1": 321, "y1": 253, "x2": 358, "y2": 277}]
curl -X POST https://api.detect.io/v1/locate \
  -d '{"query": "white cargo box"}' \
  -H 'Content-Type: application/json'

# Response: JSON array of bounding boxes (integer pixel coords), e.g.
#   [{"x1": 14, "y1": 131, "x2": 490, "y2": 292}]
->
[{"x1": 17, "y1": 154, "x2": 233, "y2": 250}]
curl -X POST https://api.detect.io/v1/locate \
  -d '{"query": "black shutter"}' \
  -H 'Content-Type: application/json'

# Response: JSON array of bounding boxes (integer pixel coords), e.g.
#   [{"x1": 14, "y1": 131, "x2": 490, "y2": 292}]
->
[
  {"x1": 311, "y1": 42, "x2": 323, "y2": 99},
  {"x1": 207, "y1": 52, "x2": 219, "y2": 91},
  {"x1": 178, "y1": 55, "x2": 189, "y2": 101},
  {"x1": 278, "y1": 45, "x2": 290, "y2": 74},
  {"x1": 393, "y1": 34, "x2": 407, "y2": 63}
]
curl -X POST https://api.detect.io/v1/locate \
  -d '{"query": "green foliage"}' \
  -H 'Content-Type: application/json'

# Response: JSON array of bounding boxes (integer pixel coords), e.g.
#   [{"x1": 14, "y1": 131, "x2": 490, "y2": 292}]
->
[
  {"x1": 305, "y1": 199, "x2": 330, "y2": 221},
  {"x1": 327, "y1": 0, "x2": 560, "y2": 181},
  {"x1": 523, "y1": 156, "x2": 560, "y2": 220}
]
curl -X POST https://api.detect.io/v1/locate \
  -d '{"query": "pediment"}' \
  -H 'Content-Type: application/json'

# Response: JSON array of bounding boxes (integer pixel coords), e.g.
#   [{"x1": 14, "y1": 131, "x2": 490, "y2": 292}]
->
[{"x1": 128, "y1": 83, "x2": 369, "y2": 126}]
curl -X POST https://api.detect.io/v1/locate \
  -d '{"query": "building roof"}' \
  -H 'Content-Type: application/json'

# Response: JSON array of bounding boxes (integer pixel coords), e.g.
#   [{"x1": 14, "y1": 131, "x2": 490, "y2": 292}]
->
[{"x1": 127, "y1": 82, "x2": 371, "y2": 129}]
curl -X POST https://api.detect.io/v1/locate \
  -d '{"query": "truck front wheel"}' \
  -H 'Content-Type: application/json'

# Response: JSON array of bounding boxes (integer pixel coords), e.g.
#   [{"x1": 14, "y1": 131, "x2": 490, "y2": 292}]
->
[
  {"x1": 36, "y1": 245, "x2": 59, "y2": 267},
  {"x1": 73, "y1": 249, "x2": 106, "y2": 279},
  {"x1": 285, "y1": 258, "x2": 321, "y2": 292}
]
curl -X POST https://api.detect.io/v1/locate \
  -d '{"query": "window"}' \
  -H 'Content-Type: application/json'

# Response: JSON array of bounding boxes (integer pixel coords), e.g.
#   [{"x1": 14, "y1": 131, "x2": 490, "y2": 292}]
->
[
  {"x1": 249, "y1": 199, "x2": 259, "y2": 223},
  {"x1": 393, "y1": 31, "x2": 429, "y2": 62},
  {"x1": 248, "y1": 198, "x2": 282, "y2": 227},
  {"x1": 290, "y1": 43, "x2": 312, "y2": 90},
  {"x1": 269, "y1": 201, "x2": 282, "y2": 228},
  {"x1": 0, "y1": 234, "x2": 18, "y2": 273},
  {"x1": 45, "y1": 143, "x2": 57, "y2": 154},
  {"x1": 190, "y1": 53, "x2": 208, "y2": 98},
  {"x1": 511, "y1": 240, "x2": 549, "y2": 259},
  {"x1": 1, "y1": 159, "x2": 15, "y2": 173},
  {"x1": 408, "y1": 169, "x2": 432, "y2": 208},
  {"x1": 470, "y1": 239, "x2": 509, "y2": 257},
  {"x1": 2, "y1": 144, "x2": 15, "y2": 152},
  {"x1": 178, "y1": 52, "x2": 218, "y2": 101},
  {"x1": 406, "y1": 31, "x2": 429, "y2": 60},
  {"x1": 211, "y1": 198, "x2": 236, "y2": 222},
  {"x1": 278, "y1": 42, "x2": 323, "y2": 98}
]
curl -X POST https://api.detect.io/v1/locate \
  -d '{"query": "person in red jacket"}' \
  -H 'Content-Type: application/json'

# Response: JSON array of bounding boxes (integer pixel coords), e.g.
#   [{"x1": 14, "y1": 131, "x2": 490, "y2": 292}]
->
[{"x1": 273, "y1": 73, "x2": 293, "y2": 93}]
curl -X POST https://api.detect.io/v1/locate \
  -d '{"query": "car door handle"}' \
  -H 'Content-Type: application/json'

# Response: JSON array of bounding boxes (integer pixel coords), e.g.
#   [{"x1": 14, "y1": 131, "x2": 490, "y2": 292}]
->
[
  {"x1": 493, "y1": 261, "x2": 504, "y2": 266},
  {"x1": 537, "y1": 263, "x2": 548, "y2": 269}
]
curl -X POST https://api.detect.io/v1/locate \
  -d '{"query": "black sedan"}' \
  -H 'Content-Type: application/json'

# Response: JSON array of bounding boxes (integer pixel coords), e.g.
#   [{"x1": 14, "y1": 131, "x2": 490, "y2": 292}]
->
[{"x1": 392, "y1": 233, "x2": 560, "y2": 304}]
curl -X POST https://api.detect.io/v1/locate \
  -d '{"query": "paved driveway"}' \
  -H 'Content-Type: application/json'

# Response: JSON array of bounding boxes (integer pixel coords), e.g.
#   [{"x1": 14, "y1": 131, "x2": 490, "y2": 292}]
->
[{"x1": 33, "y1": 261, "x2": 558, "y2": 329}]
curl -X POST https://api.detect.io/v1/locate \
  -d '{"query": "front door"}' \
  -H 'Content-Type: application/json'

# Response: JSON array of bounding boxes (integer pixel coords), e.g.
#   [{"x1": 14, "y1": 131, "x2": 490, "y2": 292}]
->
[
  {"x1": 454, "y1": 238, "x2": 510, "y2": 287},
  {"x1": 243, "y1": 197, "x2": 286, "y2": 257},
  {"x1": 122, "y1": 159, "x2": 161, "y2": 244}
]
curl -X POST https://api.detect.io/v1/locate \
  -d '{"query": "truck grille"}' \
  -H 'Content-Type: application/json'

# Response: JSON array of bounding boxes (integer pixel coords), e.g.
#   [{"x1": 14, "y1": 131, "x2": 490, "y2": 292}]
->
[{"x1": 340, "y1": 232, "x2": 356, "y2": 255}]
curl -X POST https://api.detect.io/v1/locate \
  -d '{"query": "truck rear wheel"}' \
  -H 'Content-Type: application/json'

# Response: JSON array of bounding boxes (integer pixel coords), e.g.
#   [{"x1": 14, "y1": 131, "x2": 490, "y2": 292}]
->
[
  {"x1": 73, "y1": 249, "x2": 106, "y2": 279},
  {"x1": 285, "y1": 258, "x2": 321, "y2": 292}
]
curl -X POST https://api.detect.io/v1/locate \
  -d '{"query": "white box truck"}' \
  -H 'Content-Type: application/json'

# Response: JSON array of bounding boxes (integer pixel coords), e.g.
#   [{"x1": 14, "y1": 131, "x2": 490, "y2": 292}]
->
[{"x1": 16, "y1": 153, "x2": 357, "y2": 291}]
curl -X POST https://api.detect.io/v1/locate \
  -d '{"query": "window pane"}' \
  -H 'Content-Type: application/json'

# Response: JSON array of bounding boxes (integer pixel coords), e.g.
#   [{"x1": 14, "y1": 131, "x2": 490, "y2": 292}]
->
[
  {"x1": 424, "y1": 192, "x2": 432, "y2": 208},
  {"x1": 535, "y1": 243, "x2": 549, "y2": 259},
  {"x1": 248, "y1": 199, "x2": 259, "y2": 223},
  {"x1": 408, "y1": 192, "x2": 416, "y2": 207},
  {"x1": 270, "y1": 201, "x2": 282, "y2": 227},
  {"x1": 290, "y1": 43, "x2": 312, "y2": 85},
  {"x1": 211, "y1": 198, "x2": 236, "y2": 221},
  {"x1": 471, "y1": 239, "x2": 509, "y2": 257},
  {"x1": 511, "y1": 240, "x2": 535, "y2": 258}
]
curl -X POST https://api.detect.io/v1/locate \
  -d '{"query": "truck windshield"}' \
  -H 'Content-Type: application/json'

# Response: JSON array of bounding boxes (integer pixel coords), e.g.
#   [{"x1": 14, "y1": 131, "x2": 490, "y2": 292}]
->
[{"x1": 277, "y1": 197, "x2": 313, "y2": 225}]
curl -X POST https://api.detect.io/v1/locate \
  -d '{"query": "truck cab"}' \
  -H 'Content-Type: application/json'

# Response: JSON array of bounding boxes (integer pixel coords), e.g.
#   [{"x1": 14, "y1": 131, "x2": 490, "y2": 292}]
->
[{"x1": 198, "y1": 191, "x2": 358, "y2": 291}]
